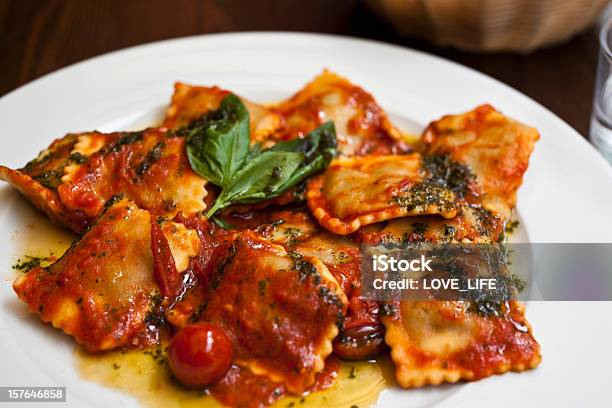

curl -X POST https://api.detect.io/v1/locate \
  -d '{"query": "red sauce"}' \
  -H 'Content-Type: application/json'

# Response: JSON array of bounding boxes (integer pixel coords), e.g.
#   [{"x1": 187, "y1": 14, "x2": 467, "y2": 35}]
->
[{"x1": 165, "y1": 214, "x2": 233, "y2": 327}]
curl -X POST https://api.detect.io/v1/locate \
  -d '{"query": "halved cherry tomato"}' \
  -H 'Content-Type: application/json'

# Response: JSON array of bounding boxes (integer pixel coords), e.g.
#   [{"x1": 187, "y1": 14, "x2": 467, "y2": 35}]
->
[{"x1": 168, "y1": 322, "x2": 233, "y2": 389}]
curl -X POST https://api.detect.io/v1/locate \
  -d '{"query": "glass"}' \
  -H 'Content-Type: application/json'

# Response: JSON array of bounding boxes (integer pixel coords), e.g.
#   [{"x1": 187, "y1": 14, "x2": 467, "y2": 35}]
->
[{"x1": 591, "y1": 17, "x2": 612, "y2": 164}]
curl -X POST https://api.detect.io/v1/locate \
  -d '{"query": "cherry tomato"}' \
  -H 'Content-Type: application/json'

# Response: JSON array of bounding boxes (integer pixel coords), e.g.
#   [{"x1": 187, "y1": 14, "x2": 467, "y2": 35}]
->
[{"x1": 168, "y1": 322, "x2": 233, "y2": 389}]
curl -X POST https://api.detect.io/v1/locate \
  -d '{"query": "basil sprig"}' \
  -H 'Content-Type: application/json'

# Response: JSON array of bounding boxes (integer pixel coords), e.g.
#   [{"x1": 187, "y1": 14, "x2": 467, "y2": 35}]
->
[{"x1": 184, "y1": 94, "x2": 337, "y2": 218}]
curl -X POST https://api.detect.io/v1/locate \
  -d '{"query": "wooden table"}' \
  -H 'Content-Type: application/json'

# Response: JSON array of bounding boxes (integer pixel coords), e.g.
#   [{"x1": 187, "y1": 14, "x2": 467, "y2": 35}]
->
[{"x1": 0, "y1": 0, "x2": 600, "y2": 137}]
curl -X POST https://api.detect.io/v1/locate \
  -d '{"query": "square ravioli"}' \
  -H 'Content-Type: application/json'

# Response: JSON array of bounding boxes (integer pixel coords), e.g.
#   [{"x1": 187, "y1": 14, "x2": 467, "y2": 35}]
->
[
  {"x1": 421, "y1": 104, "x2": 540, "y2": 219},
  {"x1": 275, "y1": 70, "x2": 410, "y2": 156},
  {"x1": 1, "y1": 128, "x2": 208, "y2": 233},
  {"x1": 307, "y1": 154, "x2": 466, "y2": 235},
  {"x1": 202, "y1": 230, "x2": 347, "y2": 394},
  {"x1": 0, "y1": 132, "x2": 102, "y2": 232},
  {"x1": 382, "y1": 300, "x2": 541, "y2": 388},
  {"x1": 13, "y1": 198, "x2": 202, "y2": 351}
]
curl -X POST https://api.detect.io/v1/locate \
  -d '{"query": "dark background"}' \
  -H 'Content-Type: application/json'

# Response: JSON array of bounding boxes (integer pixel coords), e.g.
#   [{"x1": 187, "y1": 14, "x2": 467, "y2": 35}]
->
[{"x1": 0, "y1": 0, "x2": 601, "y2": 137}]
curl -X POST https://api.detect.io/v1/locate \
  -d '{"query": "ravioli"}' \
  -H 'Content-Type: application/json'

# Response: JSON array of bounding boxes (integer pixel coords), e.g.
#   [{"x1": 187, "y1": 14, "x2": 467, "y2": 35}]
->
[
  {"x1": 221, "y1": 206, "x2": 383, "y2": 360},
  {"x1": 1, "y1": 128, "x2": 208, "y2": 233},
  {"x1": 12, "y1": 198, "x2": 202, "y2": 351},
  {"x1": 163, "y1": 82, "x2": 283, "y2": 143},
  {"x1": 357, "y1": 205, "x2": 503, "y2": 245},
  {"x1": 202, "y1": 231, "x2": 347, "y2": 394},
  {"x1": 382, "y1": 300, "x2": 541, "y2": 388},
  {"x1": 307, "y1": 154, "x2": 461, "y2": 235},
  {"x1": 421, "y1": 104, "x2": 539, "y2": 220},
  {"x1": 0, "y1": 132, "x2": 103, "y2": 232},
  {"x1": 0, "y1": 165, "x2": 89, "y2": 233},
  {"x1": 275, "y1": 70, "x2": 410, "y2": 156}
]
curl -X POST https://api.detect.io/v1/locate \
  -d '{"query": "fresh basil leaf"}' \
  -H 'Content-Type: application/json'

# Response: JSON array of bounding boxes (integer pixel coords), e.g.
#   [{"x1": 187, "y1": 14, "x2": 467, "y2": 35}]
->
[
  {"x1": 183, "y1": 98, "x2": 338, "y2": 219},
  {"x1": 186, "y1": 152, "x2": 218, "y2": 184},
  {"x1": 263, "y1": 121, "x2": 337, "y2": 194},
  {"x1": 266, "y1": 121, "x2": 336, "y2": 161},
  {"x1": 204, "y1": 151, "x2": 304, "y2": 217},
  {"x1": 246, "y1": 142, "x2": 263, "y2": 161},
  {"x1": 274, "y1": 153, "x2": 328, "y2": 193},
  {"x1": 223, "y1": 151, "x2": 304, "y2": 204},
  {"x1": 232, "y1": 122, "x2": 337, "y2": 201},
  {"x1": 185, "y1": 94, "x2": 250, "y2": 186}
]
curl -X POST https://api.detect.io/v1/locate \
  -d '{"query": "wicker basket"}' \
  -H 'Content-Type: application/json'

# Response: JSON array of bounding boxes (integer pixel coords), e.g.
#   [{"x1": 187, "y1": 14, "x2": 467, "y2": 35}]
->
[{"x1": 369, "y1": 0, "x2": 609, "y2": 52}]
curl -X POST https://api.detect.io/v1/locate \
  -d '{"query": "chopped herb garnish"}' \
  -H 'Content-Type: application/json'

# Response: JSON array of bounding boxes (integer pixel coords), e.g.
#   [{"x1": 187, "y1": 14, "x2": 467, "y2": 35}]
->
[
  {"x1": 333, "y1": 251, "x2": 351, "y2": 264},
  {"x1": 443, "y1": 225, "x2": 456, "y2": 237},
  {"x1": 33, "y1": 169, "x2": 64, "y2": 189},
  {"x1": 473, "y1": 206, "x2": 496, "y2": 235},
  {"x1": 143, "y1": 345, "x2": 168, "y2": 365},
  {"x1": 505, "y1": 220, "x2": 520, "y2": 234},
  {"x1": 392, "y1": 183, "x2": 456, "y2": 213},
  {"x1": 509, "y1": 273, "x2": 527, "y2": 293},
  {"x1": 469, "y1": 300, "x2": 505, "y2": 317},
  {"x1": 12, "y1": 255, "x2": 53, "y2": 273},
  {"x1": 135, "y1": 142, "x2": 165, "y2": 177},
  {"x1": 391, "y1": 154, "x2": 476, "y2": 213},
  {"x1": 101, "y1": 131, "x2": 144, "y2": 155},
  {"x1": 68, "y1": 152, "x2": 88, "y2": 164},
  {"x1": 423, "y1": 154, "x2": 475, "y2": 197},
  {"x1": 283, "y1": 227, "x2": 302, "y2": 245},
  {"x1": 258, "y1": 279, "x2": 269, "y2": 296},
  {"x1": 289, "y1": 252, "x2": 318, "y2": 282}
]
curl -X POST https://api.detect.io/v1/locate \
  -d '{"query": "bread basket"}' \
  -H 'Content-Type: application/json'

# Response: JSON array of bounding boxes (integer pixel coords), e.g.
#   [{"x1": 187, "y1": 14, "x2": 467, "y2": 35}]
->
[{"x1": 369, "y1": 0, "x2": 609, "y2": 52}]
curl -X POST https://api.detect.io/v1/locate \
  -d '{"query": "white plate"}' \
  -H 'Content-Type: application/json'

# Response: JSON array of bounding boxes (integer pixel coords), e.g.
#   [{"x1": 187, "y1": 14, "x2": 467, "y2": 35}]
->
[{"x1": 1, "y1": 33, "x2": 612, "y2": 408}]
